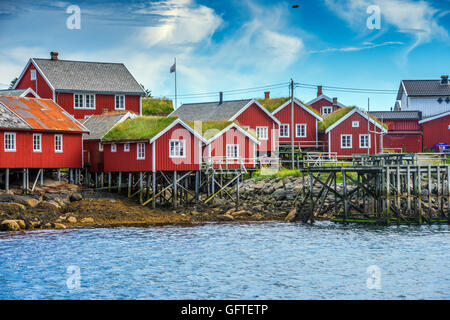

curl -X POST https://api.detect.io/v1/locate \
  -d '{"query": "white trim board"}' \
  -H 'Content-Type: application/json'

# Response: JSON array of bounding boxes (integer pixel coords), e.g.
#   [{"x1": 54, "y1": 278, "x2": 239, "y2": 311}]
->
[
  {"x1": 150, "y1": 118, "x2": 208, "y2": 144},
  {"x1": 306, "y1": 94, "x2": 346, "y2": 108},
  {"x1": 229, "y1": 99, "x2": 281, "y2": 125},
  {"x1": 206, "y1": 123, "x2": 261, "y2": 145},
  {"x1": 418, "y1": 111, "x2": 450, "y2": 124},
  {"x1": 272, "y1": 98, "x2": 323, "y2": 122},
  {"x1": 324, "y1": 108, "x2": 387, "y2": 134}
]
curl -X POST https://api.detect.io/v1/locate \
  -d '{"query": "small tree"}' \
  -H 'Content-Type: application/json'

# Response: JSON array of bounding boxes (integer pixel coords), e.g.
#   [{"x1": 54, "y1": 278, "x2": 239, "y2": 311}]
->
[
  {"x1": 140, "y1": 84, "x2": 152, "y2": 98},
  {"x1": 9, "y1": 77, "x2": 18, "y2": 89}
]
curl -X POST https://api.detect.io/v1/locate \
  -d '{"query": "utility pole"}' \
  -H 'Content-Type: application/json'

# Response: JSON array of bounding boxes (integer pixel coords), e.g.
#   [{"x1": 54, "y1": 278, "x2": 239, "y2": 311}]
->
[
  {"x1": 367, "y1": 97, "x2": 370, "y2": 155},
  {"x1": 290, "y1": 79, "x2": 295, "y2": 169}
]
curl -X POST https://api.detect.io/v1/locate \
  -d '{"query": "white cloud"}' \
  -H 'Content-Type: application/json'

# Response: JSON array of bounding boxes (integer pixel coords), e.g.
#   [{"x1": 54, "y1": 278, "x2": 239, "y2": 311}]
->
[{"x1": 310, "y1": 41, "x2": 404, "y2": 53}]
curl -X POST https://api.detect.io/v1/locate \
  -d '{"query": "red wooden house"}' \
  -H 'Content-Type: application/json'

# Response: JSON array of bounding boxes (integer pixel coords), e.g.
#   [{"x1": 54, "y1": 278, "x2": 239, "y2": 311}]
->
[
  {"x1": 170, "y1": 95, "x2": 280, "y2": 156},
  {"x1": 198, "y1": 122, "x2": 260, "y2": 169},
  {"x1": 270, "y1": 98, "x2": 323, "y2": 149},
  {"x1": 369, "y1": 111, "x2": 423, "y2": 153},
  {"x1": 418, "y1": 111, "x2": 450, "y2": 151},
  {"x1": 102, "y1": 117, "x2": 207, "y2": 173},
  {"x1": 0, "y1": 95, "x2": 88, "y2": 169},
  {"x1": 323, "y1": 107, "x2": 387, "y2": 158},
  {"x1": 307, "y1": 86, "x2": 346, "y2": 116},
  {"x1": 82, "y1": 112, "x2": 136, "y2": 172},
  {"x1": 14, "y1": 52, "x2": 145, "y2": 120}
]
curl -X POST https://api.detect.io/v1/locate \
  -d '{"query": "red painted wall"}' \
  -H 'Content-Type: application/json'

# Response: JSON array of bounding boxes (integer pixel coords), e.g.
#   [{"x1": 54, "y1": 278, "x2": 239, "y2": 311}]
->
[
  {"x1": 103, "y1": 141, "x2": 152, "y2": 172},
  {"x1": 0, "y1": 130, "x2": 82, "y2": 168},
  {"x1": 273, "y1": 101, "x2": 319, "y2": 148},
  {"x1": 56, "y1": 92, "x2": 140, "y2": 119},
  {"x1": 327, "y1": 112, "x2": 383, "y2": 158},
  {"x1": 15, "y1": 63, "x2": 53, "y2": 99},
  {"x1": 384, "y1": 120, "x2": 421, "y2": 131},
  {"x1": 309, "y1": 98, "x2": 341, "y2": 116},
  {"x1": 83, "y1": 140, "x2": 104, "y2": 172},
  {"x1": 383, "y1": 133, "x2": 423, "y2": 153},
  {"x1": 207, "y1": 127, "x2": 257, "y2": 168},
  {"x1": 235, "y1": 102, "x2": 278, "y2": 153},
  {"x1": 421, "y1": 114, "x2": 450, "y2": 151}
]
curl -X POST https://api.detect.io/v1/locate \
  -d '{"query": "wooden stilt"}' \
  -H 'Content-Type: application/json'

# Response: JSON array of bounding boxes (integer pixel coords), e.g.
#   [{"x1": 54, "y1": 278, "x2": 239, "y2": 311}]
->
[
  {"x1": 173, "y1": 171, "x2": 177, "y2": 208},
  {"x1": 152, "y1": 172, "x2": 156, "y2": 209},
  {"x1": 5, "y1": 168, "x2": 9, "y2": 191}
]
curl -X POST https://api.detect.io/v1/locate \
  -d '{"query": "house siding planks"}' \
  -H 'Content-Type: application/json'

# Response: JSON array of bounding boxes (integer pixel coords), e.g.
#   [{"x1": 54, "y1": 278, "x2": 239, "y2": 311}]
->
[
  {"x1": 309, "y1": 98, "x2": 341, "y2": 115},
  {"x1": 421, "y1": 113, "x2": 450, "y2": 151},
  {"x1": 327, "y1": 112, "x2": 383, "y2": 158},
  {"x1": 235, "y1": 102, "x2": 278, "y2": 153},
  {"x1": 0, "y1": 131, "x2": 82, "y2": 168},
  {"x1": 273, "y1": 101, "x2": 318, "y2": 148},
  {"x1": 103, "y1": 142, "x2": 152, "y2": 172},
  {"x1": 383, "y1": 133, "x2": 423, "y2": 153},
  {"x1": 83, "y1": 140, "x2": 104, "y2": 172},
  {"x1": 15, "y1": 63, "x2": 53, "y2": 99}
]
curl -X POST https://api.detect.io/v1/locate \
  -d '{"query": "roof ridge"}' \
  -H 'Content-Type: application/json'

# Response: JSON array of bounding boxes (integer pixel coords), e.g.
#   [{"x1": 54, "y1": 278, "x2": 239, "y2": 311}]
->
[
  {"x1": 181, "y1": 98, "x2": 252, "y2": 106},
  {"x1": 33, "y1": 58, "x2": 124, "y2": 65}
]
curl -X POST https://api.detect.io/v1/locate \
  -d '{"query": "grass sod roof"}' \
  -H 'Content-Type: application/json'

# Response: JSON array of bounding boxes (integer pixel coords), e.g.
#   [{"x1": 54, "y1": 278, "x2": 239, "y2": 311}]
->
[
  {"x1": 102, "y1": 116, "x2": 178, "y2": 142},
  {"x1": 318, "y1": 107, "x2": 388, "y2": 131},
  {"x1": 187, "y1": 120, "x2": 259, "y2": 141},
  {"x1": 257, "y1": 97, "x2": 322, "y2": 117},
  {"x1": 142, "y1": 98, "x2": 174, "y2": 115}
]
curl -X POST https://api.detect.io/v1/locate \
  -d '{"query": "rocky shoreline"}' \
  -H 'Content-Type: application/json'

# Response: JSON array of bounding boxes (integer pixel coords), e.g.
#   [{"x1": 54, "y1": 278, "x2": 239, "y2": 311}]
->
[{"x1": 0, "y1": 177, "x2": 304, "y2": 232}]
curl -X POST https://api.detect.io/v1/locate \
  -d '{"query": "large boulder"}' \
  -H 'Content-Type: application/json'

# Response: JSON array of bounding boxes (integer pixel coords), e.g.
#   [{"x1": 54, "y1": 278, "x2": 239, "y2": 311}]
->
[
  {"x1": 0, "y1": 203, "x2": 26, "y2": 214},
  {"x1": 285, "y1": 209, "x2": 296, "y2": 222},
  {"x1": 272, "y1": 189, "x2": 287, "y2": 201},
  {"x1": 67, "y1": 216, "x2": 77, "y2": 224},
  {"x1": 34, "y1": 200, "x2": 61, "y2": 213},
  {"x1": 0, "y1": 220, "x2": 21, "y2": 231},
  {"x1": 80, "y1": 217, "x2": 94, "y2": 224},
  {"x1": 217, "y1": 214, "x2": 234, "y2": 221},
  {"x1": 69, "y1": 193, "x2": 83, "y2": 202}
]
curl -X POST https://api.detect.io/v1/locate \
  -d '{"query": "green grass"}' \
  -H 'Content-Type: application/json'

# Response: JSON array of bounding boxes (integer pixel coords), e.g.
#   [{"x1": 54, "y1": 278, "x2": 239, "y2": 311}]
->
[
  {"x1": 103, "y1": 116, "x2": 177, "y2": 141},
  {"x1": 251, "y1": 168, "x2": 303, "y2": 180},
  {"x1": 318, "y1": 107, "x2": 388, "y2": 131},
  {"x1": 142, "y1": 98, "x2": 174, "y2": 115},
  {"x1": 187, "y1": 120, "x2": 233, "y2": 140}
]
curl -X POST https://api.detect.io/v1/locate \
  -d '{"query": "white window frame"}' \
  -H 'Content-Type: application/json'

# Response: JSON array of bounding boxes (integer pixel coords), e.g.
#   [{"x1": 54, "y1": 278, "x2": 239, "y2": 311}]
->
[
  {"x1": 4, "y1": 132, "x2": 16, "y2": 152},
  {"x1": 448, "y1": 125, "x2": 450, "y2": 130},
  {"x1": 359, "y1": 134, "x2": 370, "y2": 149},
  {"x1": 98, "y1": 143, "x2": 103, "y2": 152},
  {"x1": 352, "y1": 121, "x2": 359, "y2": 128},
  {"x1": 295, "y1": 124, "x2": 307, "y2": 138},
  {"x1": 256, "y1": 126, "x2": 268, "y2": 140},
  {"x1": 279, "y1": 124, "x2": 289, "y2": 138},
  {"x1": 322, "y1": 106, "x2": 332, "y2": 115},
  {"x1": 341, "y1": 134, "x2": 352, "y2": 149},
  {"x1": 54, "y1": 134, "x2": 63, "y2": 153},
  {"x1": 30, "y1": 69, "x2": 36, "y2": 81},
  {"x1": 115, "y1": 95, "x2": 125, "y2": 110},
  {"x1": 137, "y1": 143, "x2": 145, "y2": 160},
  {"x1": 124, "y1": 143, "x2": 130, "y2": 152},
  {"x1": 33, "y1": 134, "x2": 42, "y2": 152},
  {"x1": 226, "y1": 144, "x2": 239, "y2": 159},
  {"x1": 111, "y1": 144, "x2": 117, "y2": 153},
  {"x1": 169, "y1": 140, "x2": 186, "y2": 158},
  {"x1": 74, "y1": 94, "x2": 96, "y2": 110}
]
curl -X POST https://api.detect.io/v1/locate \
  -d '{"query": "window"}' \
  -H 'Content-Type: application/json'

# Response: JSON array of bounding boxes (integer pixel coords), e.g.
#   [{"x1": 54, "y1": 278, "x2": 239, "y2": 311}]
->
[
  {"x1": 359, "y1": 134, "x2": 370, "y2": 148},
  {"x1": 279, "y1": 124, "x2": 289, "y2": 138},
  {"x1": 54, "y1": 134, "x2": 63, "y2": 153},
  {"x1": 115, "y1": 95, "x2": 125, "y2": 110},
  {"x1": 4, "y1": 132, "x2": 16, "y2": 152},
  {"x1": 169, "y1": 140, "x2": 185, "y2": 158},
  {"x1": 341, "y1": 134, "x2": 352, "y2": 149},
  {"x1": 137, "y1": 143, "x2": 145, "y2": 160},
  {"x1": 296, "y1": 124, "x2": 307, "y2": 138},
  {"x1": 352, "y1": 121, "x2": 359, "y2": 128},
  {"x1": 322, "y1": 106, "x2": 333, "y2": 115},
  {"x1": 30, "y1": 69, "x2": 36, "y2": 81},
  {"x1": 226, "y1": 144, "x2": 239, "y2": 159},
  {"x1": 256, "y1": 127, "x2": 268, "y2": 140},
  {"x1": 111, "y1": 144, "x2": 117, "y2": 152},
  {"x1": 99, "y1": 143, "x2": 103, "y2": 152},
  {"x1": 33, "y1": 134, "x2": 42, "y2": 152},
  {"x1": 448, "y1": 125, "x2": 450, "y2": 130},
  {"x1": 74, "y1": 94, "x2": 96, "y2": 109},
  {"x1": 124, "y1": 143, "x2": 130, "y2": 152}
]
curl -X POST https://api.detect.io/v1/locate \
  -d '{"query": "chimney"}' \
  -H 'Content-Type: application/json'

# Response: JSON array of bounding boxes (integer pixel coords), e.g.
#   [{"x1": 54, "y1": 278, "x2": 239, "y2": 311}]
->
[
  {"x1": 440, "y1": 75, "x2": 448, "y2": 85},
  {"x1": 50, "y1": 51, "x2": 59, "y2": 60},
  {"x1": 332, "y1": 97, "x2": 338, "y2": 106},
  {"x1": 219, "y1": 91, "x2": 223, "y2": 105},
  {"x1": 264, "y1": 91, "x2": 270, "y2": 99},
  {"x1": 317, "y1": 85, "x2": 323, "y2": 97}
]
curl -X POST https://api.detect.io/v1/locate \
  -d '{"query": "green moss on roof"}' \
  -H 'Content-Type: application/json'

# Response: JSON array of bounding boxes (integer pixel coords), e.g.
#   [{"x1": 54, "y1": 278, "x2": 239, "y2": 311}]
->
[
  {"x1": 186, "y1": 120, "x2": 258, "y2": 140},
  {"x1": 142, "y1": 98, "x2": 174, "y2": 115},
  {"x1": 318, "y1": 107, "x2": 388, "y2": 131},
  {"x1": 103, "y1": 116, "x2": 177, "y2": 141},
  {"x1": 258, "y1": 97, "x2": 322, "y2": 118}
]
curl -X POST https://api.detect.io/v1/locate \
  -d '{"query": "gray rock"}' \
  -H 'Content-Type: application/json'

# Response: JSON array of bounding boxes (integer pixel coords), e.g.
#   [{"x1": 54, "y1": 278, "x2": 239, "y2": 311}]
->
[
  {"x1": 0, "y1": 220, "x2": 21, "y2": 231},
  {"x1": 272, "y1": 189, "x2": 287, "y2": 201},
  {"x1": 70, "y1": 193, "x2": 83, "y2": 202}
]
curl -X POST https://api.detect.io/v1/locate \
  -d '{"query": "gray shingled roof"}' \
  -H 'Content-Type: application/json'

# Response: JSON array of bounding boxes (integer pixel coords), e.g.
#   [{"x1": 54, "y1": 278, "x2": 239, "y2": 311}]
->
[
  {"x1": 369, "y1": 111, "x2": 422, "y2": 120},
  {"x1": 0, "y1": 89, "x2": 28, "y2": 96},
  {"x1": 32, "y1": 58, "x2": 145, "y2": 95},
  {"x1": 0, "y1": 103, "x2": 31, "y2": 129},
  {"x1": 397, "y1": 80, "x2": 450, "y2": 100},
  {"x1": 170, "y1": 99, "x2": 253, "y2": 121},
  {"x1": 82, "y1": 113, "x2": 131, "y2": 140}
]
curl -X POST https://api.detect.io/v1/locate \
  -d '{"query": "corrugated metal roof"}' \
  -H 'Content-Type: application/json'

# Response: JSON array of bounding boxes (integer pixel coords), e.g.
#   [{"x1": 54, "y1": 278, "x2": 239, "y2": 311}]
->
[
  {"x1": 0, "y1": 89, "x2": 28, "y2": 96},
  {"x1": 397, "y1": 80, "x2": 450, "y2": 99},
  {"x1": 0, "y1": 95, "x2": 87, "y2": 132},
  {"x1": 32, "y1": 58, "x2": 145, "y2": 95},
  {"x1": 82, "y1": 112, "x2": 134, "y2": 140},
  {"x1": 0, "y1": 103, "x2": 30, "y2": 129},
  {"x1": 369, "y1": 111, "x2": 422, "y2": 120},
  {"x1": 170, "y1": 99, "x2": 252, "y2": 121}
]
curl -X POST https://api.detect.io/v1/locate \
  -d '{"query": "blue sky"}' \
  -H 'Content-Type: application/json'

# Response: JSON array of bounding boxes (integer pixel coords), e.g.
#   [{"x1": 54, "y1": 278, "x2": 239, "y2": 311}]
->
[{"x1": 1, "y1": 0, "x2": 450, "y2": 110}]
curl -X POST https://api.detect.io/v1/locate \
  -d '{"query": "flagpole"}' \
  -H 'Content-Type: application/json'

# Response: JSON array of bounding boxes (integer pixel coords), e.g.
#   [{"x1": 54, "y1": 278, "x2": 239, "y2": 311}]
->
[{"x1": 174, "y1": 58, "x2": 177, "y2": 109}]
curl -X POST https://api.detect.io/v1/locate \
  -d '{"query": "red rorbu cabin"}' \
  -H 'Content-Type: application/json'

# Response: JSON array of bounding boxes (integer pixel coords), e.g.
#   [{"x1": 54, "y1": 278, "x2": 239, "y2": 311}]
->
[
  {"x1": 82, "y1": 112, "x2": 136, "y2": 172},
  {"x1": 369, "y1": 111, "x2": 423, "y2": 153},
  {"x1": 322, "y1": 107, "x2": 387, "y2": 159},
  {"x1": 419, "y1": 111, "x2": 450, "y2": 151},
  {"x1": 14, "y1": 52, "x2": 145, "y2": 120},
  {"x1": 307, "y1": 86, "x2": 346, "y2": 117},
  {"x1": 0, "y1": 95, "x2": 88, "y2": 170},
  {"x1": 101, "y1": 117, "x2": 207, "y2": 173}
]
